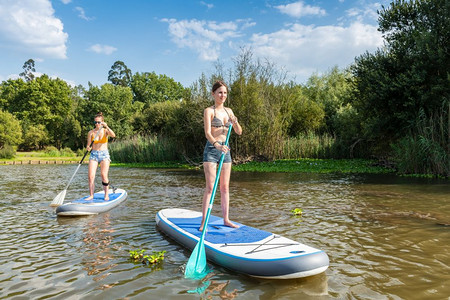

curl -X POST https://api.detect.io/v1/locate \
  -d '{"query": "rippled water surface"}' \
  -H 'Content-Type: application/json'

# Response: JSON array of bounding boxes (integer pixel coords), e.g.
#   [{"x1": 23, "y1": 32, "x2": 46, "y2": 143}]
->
[{"x1": 0, "y1": 164, "x2": 449, "y2": 299}]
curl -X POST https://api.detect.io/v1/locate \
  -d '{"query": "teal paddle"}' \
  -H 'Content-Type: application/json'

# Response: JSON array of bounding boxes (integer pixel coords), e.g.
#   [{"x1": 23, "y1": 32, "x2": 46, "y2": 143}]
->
[
  {"x1": 50, "y1": 126, "x2": 103, "y2": 207},
  {"x1": 185, "y1": 124, "x2": 233, "y2": 279}
]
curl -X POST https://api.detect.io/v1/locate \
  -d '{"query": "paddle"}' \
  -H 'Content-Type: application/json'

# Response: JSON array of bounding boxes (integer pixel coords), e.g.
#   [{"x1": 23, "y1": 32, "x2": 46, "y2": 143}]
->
[
  {"x1": 185, "y1": 124, "x2": 233, "y2": 279},
  {"x1": 50, "y1": 126, "x2": 103, "y2": 207}
]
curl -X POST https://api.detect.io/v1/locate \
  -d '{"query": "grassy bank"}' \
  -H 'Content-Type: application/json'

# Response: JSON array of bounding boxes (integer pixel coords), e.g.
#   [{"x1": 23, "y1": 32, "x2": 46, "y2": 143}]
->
[
  {"x1": 3, "y1": 152, "x2": 396, "y2": 174},
  {"x1": 233, "y1": 158, "x2": 394, "y2": 174},
  {"x1": 1, "y1": 151, "x2": 83, "y2": 163}
]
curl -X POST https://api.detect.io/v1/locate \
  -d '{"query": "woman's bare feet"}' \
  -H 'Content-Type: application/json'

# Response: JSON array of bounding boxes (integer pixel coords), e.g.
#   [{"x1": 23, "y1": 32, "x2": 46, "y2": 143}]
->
[
  {"x1": 85, "y1": 195, "x2": 94, "y2": 201},
  {"x1": 223, "y1": 220, "x2": 239, "y2": 228}
]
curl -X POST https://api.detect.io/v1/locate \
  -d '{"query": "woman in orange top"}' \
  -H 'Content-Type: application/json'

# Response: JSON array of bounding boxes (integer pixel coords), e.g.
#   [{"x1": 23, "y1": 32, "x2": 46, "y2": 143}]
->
[{"x1": 86, "y1": 112, "x2": 116, "y2": 200}]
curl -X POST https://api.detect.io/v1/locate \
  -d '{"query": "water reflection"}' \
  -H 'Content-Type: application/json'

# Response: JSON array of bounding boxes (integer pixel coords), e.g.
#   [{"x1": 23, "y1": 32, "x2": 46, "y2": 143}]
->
[{"x1": 0, "y1": 165, "x2": 449, "y2": 299}]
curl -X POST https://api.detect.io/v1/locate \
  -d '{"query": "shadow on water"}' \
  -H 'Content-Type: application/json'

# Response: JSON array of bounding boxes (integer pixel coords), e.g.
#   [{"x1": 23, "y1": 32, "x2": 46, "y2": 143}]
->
[{"x1": 0, "y1": 164, "x2": 449, "y2": 299}]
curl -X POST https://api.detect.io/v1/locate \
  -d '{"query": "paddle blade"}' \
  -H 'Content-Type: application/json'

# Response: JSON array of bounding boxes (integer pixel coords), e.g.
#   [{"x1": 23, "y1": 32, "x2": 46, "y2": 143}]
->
[
  {"x1": 185, "y1": 241, "x2": 210, "y2": 279},
  {"x1": 50, "y1": 189, "x2": 66, "y2": 207}
]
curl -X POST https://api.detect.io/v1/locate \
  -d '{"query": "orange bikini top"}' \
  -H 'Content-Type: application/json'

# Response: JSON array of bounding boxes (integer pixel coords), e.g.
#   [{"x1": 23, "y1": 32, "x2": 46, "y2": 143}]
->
[{"x1": 91, "y1": 130, "x2": 108, "y2": 144}]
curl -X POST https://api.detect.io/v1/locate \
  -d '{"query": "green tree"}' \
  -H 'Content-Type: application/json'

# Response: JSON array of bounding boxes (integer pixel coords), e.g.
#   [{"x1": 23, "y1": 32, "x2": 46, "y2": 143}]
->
[
  {"x1": 287, "y1": 85, "x2": 325, "y2": 136},
  {"x1": 351, "y1": 0, "x2": 450, "y2": 151},
  {"x1": 304, "y1": 66, "x2": 353, "y2": 134},
  {"x1": 131, "y1": 72, "x2": 188, "y2": 106},
  {"x1": 0, "y1": 109, "x2": 22, "y2": 148},
  {"x1": 108, "y1": 60, "x2": 132, "y2": 87},
  {"x1": 83, "y1": 83, "x2": 135, "y2": 140},
  {"x1": 21, "y1": 124, "x2": 48, "y2": 150},
  {"x1": 1, "y1": 76, "x2": 73, "y2": 149},
  {"x1": 19, "y1": 59, "x2": 36, "y2": 82}
]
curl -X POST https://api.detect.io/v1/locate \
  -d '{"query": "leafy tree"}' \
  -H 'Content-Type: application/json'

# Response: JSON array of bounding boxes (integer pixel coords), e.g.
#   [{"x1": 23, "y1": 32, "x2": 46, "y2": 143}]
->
[
  {"x1": 83, "y1": 83, "x2": 135, "y2": 139},
  {"x1": 0, "y1": 109, "x2": 22, "y2": 148},
  {"x1": 21, "y1": 124, "x2": 48, "y2": 150},
  {"x1": 108, "y1": 61, "x2": 132, "y2": 87},
  {"x1": 131, "y1": 72, "x2": 188, "y2": 106},
  {"x1": 1, "y1": 76, "x2": 73, "y2": 149},
  {"x1": 19, "y1": 59, "x2": 36, "y2": 82},
  {"x1": 351, "y1": 0, "x2": 450, "y2": 151},
  {"x1": 287, "y1": 85, "x2": 325, "y2": 136},
  {"x1": 304, "y1": 66, "x2": 353, "y2": 134}
]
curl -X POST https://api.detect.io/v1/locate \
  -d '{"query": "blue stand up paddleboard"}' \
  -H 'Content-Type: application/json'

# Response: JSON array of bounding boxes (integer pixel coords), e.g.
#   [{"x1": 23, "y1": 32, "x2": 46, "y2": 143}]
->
[
  {"x1": 156, "y1": 208, "x2": 329, "y2": 279},
  {"x1": 56, "y1": 188, "x2": 127, "y2": 217}
]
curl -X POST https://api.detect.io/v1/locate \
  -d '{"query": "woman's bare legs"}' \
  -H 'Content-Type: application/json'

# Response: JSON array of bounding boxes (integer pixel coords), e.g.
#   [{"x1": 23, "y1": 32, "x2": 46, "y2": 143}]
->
[
  {"x1": 199, "y1": 162, "x2": 238, "y2": 231},
  {"x1": 199, "y1": 162, "x2": 216, "y2": 231},
  {"x1": 219, "y1": 163, "x2": 238, "y2": 228},
  {"x1": 100, "y1": 159, "x2": 111, "y2": 200},
  {"x1": 86, "y1": 160, "x2": 98, "y2": 200}
]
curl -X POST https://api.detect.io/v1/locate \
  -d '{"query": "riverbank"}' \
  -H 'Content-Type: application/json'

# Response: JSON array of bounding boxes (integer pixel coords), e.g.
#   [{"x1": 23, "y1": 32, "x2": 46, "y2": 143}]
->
[
  {"x1": 1, "y1": 152, "x2": 398, "y2": 174},
  {"x1": 0, "y1": 151, "x2": 84, "y2": 165}
]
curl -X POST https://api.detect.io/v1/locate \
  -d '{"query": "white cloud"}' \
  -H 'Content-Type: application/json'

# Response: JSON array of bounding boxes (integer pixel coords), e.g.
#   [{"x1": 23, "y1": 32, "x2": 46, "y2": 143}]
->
[
  {"x1": 275, "y1": 1, "x2": 326, "y2": 18},
  {"x1": 61, "y1": 0, "x2": 71, "y2": 4},
  {"x1": 0, "y1": 0, "x2": 68, "y2": 59},
  {"x1": 75, "y1": 6, "x2": 93, "y2": 21},
  {"x1": 249, "y1": 21, "x2": 383, "y2": 82},
  {"x1": 162, "y1": 18, "x2": 254, "y2": 61},
  {"x1": 200, "y1": 1, "x2": 213, "y2": 10},
  {"x1": 88, "y1": 44, "x2": 117, "y2": 55}
]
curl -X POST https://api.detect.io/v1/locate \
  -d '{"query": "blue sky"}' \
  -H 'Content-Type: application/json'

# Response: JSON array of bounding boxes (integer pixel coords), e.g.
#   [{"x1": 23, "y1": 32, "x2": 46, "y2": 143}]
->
[{"x1": 0, "y1": 0, "x2": 390, "y2": 88}]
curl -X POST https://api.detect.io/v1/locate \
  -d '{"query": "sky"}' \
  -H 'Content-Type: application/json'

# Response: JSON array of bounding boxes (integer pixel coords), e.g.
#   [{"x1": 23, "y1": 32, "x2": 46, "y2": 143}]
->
[{"x1": 0, "y1": 0, "x2": 390, "y2": 88}]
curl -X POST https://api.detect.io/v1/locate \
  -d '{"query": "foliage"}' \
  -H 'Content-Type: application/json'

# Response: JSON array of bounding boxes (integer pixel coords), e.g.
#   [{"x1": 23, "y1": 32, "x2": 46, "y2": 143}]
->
[
  {"x1": 1, "y1": 75, "x2": 74, "y2": 149},
  {"x1": 304, "y1": 66, "x2": 354, "y2": 133},
  {"x1": 19, "y1": 59, "x2": 36, "y2": 82},
  {"x1": 131, "y1": 72, "x2": 188, "y2": 106},
  {"x1": 351, "y1": 0, "x2": 450, "y2": 154},
  {"x1": 392, "y1": 106, "x2": 449, "y2": 177},
  {"x1": 0, "y1": 109, "x2": 22, "y2": 148},
  {"x1": 0, "y1": 145, "x2": 15, "y2": 159},
  {"x1": 83, "y1": 83, "x2": 135, "y2": 139},
  {"x1": 291, "y1": 208, "x2": 303, "y2": 216},
  {"x1": 233, "y1": 158, "x2": 394, "y2": 174},
  {"x1": 21, "y1": 124, "x2": 48, "y2": 150},
  {"x1": 281, "y1": 132, "x2": 335, "y2": 159},
  {"x1": 129, "y1": 249, "x2": 166, "y2": 266},
  {"x1": 108, "y1": 60, "x2": 132, "y2": 87},
  {"x1": 109, "y1": 134, "x2": 180, "y2": 163}
]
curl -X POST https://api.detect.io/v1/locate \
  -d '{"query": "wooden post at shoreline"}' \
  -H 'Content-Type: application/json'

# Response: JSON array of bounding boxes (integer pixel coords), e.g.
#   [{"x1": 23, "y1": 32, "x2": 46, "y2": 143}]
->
[{"x1": 1, "y1": 160, "x2": 86, "y2": 165}]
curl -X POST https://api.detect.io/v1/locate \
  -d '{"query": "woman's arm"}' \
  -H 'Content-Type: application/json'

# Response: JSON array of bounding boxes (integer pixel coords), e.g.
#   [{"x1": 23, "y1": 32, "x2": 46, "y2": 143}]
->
[
  {"x1": 204, "y1": 108, "x2": 216, "y2": 143},
  {"x1": 103, "y1": 122, "x2": 116, "y2": 138},
  {"x1": 86, "y1": 130, "x2": 93, "y2": 150},
  {"x1": 229, "y1": 109, "x2": 242, "y2": 135}
]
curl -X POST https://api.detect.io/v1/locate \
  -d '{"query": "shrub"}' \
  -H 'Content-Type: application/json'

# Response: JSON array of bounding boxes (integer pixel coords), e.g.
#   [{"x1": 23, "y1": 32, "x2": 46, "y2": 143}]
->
[{"x1": 0, "y1": 145, "x2": 15, "y2": 159}]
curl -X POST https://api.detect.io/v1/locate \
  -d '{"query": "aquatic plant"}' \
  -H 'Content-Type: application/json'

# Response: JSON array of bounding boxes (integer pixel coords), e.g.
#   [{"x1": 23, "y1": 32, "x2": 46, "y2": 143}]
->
[
  {"x1": 129, "y1": 249, "x2": 166, "y2": 266},
  {"x1": 291, "y1": 208, "x2": 303, "y2": 216}
]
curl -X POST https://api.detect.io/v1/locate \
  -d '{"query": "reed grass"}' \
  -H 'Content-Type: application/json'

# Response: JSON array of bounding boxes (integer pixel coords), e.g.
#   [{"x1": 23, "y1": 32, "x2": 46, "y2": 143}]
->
[
  {"x1": 109, "y1": 135, "x2": 180, "y2": 163},
  {"x1": 392, "y1": 106, "x2": 449, "y2": 178},
  {"x1": 280, "y1": 132, "x2": 336, "y2": 159}
]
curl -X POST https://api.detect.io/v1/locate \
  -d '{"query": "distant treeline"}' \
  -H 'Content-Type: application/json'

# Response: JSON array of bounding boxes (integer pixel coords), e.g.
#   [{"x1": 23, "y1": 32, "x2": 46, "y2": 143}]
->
[{"x1": 0, "y1": 0, "x2": 448, "y2": 177}]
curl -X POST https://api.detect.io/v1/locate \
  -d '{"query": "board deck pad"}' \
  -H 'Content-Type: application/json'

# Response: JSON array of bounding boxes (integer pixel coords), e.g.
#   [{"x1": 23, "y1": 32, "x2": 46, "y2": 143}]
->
[
  {"x1": 168, "y1": 216, "x2": 272, "y2": 244},
  {"x1": 72, "y1": 192, "x2": 122, "y2": 204}
]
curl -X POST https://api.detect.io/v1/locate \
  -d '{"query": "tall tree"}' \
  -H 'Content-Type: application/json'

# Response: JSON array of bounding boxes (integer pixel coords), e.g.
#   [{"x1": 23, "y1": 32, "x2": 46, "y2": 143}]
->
[
  {"x1": 108, "y1": 61, "x2": 132, "y2": 87},
  {"x1": 131, "y1": 72, "x2": 188, "y2": 106},
  {"x1": 351, "y1": 0, "x2": 450, "y2": 148},
  {"x1": 19, "y1": 59, "x2": 36, "y2": 82}
]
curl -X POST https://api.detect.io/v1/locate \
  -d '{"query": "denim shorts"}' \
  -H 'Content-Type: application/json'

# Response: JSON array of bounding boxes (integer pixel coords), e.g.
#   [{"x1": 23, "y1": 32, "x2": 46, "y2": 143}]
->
[
  {"x1": 203, "y1": 141, "x2": 232, "y2": 163},
  {"x1": 89, "y1": 150, "x2": 111, "y2": 162}
]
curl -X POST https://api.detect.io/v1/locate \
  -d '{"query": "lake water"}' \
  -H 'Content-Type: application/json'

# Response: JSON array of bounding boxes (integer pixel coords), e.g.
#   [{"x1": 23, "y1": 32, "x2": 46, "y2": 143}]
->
[{"x1": 0, "y1": 164, "x2": 449, "y2": 299}]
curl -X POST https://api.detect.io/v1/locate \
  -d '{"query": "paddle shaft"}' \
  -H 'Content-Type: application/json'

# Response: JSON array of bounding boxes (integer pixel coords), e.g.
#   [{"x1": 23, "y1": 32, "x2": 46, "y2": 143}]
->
[{"x1": 195, "y1": 125, "x2": 233, "y2": 259}]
